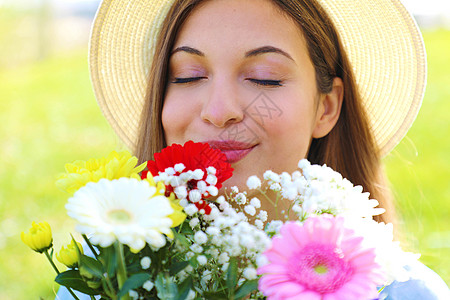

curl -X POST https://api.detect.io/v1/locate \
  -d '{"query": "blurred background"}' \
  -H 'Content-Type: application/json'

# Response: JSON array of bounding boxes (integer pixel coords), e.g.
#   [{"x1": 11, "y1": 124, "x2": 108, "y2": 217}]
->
[{"x1": 0, "y1": 0, "x2": 449, "y2": 298}]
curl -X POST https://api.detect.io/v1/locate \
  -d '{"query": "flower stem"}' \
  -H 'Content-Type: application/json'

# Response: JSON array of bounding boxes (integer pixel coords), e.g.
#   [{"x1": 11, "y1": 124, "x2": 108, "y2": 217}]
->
[
  {"x1": 101, "y1": 270, "x2": 117, "y2": 300},
  {"x1": 45, "y1": 250, "x2": 81, "y2": 300},
  {"x1": 115, "y1": 242, "x2": 130, "y2": 300},
  {"x1": 82, "y1": 234, "x2": 99, "y2": 259},
  {"x1": 275, "y1": 193, "x2": 280, "y2": 220},
  {"x1": 45, "y1": 250, "x2": 60, "y2": 274},
  {"x1": 259, "y1": 189, "x2": 276, "y2": 206}
]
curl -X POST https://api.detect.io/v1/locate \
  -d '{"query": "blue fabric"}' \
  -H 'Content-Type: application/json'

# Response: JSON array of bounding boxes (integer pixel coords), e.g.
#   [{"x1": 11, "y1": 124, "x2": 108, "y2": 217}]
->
[
  {"x1": 56, "y1": 288, "x2": 95, "y2": 300},
  {"x1": 379, "y1": 260, "x2": 450, "y2": 300}
]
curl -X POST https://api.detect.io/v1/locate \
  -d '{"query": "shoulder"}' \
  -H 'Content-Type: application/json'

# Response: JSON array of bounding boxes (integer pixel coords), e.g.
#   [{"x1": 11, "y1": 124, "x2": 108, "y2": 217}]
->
[{"x1": 380, "y1": 260, "x2": 450, "y2": 300}]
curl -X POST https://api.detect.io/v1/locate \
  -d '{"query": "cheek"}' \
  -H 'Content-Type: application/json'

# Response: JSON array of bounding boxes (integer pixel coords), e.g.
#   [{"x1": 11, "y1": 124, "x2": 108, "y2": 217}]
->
[
  {"x1": 260, "y1": 92, "x2": 317, "y2": 161},
  {"x1": 161, "y1": 94, "x2": 191, "y2": 144},
  {"x1": 264, "y1": 92, "x2": 317, "y2": 136}
]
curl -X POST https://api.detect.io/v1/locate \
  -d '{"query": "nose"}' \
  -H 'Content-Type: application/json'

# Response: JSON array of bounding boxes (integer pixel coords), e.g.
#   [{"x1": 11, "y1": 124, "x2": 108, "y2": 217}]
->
[{"x1": 200, "y1": 77, "x2": 244, "y2": 128}]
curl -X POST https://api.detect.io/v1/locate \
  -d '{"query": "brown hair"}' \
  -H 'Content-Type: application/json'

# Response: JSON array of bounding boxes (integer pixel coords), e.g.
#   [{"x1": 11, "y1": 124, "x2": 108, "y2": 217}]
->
[{"x1": 136, "y1": 0, "x2": 396, "y2": 224}]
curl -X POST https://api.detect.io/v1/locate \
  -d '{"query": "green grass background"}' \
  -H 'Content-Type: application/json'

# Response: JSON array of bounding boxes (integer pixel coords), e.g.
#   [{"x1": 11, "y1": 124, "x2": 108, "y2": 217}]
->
[{"x1": 0, "y1": 11, "x2": 448, "y2": 299}]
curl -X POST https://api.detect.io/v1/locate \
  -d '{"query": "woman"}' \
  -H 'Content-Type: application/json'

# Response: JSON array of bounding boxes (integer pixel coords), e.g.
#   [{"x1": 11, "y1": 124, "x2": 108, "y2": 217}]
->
[
  {"x1": 79, "y1": 0, "x2": 449, "y2": 298},
  {"x1": 90, "y1": 0, "x2": 423, "y2": 225}
]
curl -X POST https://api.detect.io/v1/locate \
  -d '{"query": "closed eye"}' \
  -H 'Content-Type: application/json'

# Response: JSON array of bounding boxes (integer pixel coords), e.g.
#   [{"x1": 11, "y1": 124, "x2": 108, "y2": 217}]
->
[
  {"x1": 171, "y1": 77, "x2": 283, "y2": 87},
  {"x1": 248, "y1": 78, "x2": 283, "y2": 87},
  {"x1": 171, "y1": 77, "x2": 207, "y2": 84}
]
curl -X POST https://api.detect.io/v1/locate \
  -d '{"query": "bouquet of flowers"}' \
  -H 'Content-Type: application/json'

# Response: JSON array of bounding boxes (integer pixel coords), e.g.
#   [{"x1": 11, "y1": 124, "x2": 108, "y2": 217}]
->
[{"x1": 22, "y1": 141, "x2": 418, "y2": 300}]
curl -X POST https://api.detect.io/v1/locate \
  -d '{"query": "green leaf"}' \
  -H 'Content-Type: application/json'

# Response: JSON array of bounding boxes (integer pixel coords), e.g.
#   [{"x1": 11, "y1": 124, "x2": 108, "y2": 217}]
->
[
  {"x1": 234, "y1": 279, "x2": 259, "y2": 299},
  {"x1": 55, "y1": 270, "x2": 99, "y2": 295},
  {"x1": 155, "y1": 273, "x2": 178, "y2": 299},
  {"x1": 98, "y1": 245, "x2": 117, "y2": 278},
  {"x1": 179, "y1": 223, "x2": 194, "y2": 236},
  {"x1": 201, "y1": 291, "x2": 229, "y2": 300},
  {"x1": 226, "y1": 258, "x2": 238, "y2": 294},
  {"x1": 79, "y1": 254, "x2": 104, "y2": 279},
  {"x1": 174, "y1": 231, "x2": 191, "y2": 248},
  {"x1": 175, "y1": 277, "x2": 193, "y2": 300},
  {"x1": 189, "y1": 256, "x2": 198, "y2": 269},
  {"x1": 117, "y1": 272, "x2": 151, "y2": 298},
  {"x1": 169, "y1": 260, "x2": 190, "y2": 276}
]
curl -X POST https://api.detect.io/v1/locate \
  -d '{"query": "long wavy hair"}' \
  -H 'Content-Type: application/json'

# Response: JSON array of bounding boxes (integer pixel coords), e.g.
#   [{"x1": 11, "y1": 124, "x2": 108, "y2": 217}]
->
[{"x1": 136, "y1": 0, "x2": 396, "y2": 224}]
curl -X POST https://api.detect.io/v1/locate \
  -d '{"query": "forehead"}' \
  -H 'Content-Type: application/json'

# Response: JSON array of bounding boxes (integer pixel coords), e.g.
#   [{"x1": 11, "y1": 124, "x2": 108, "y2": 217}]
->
[{"x1": 173, "y1": 0, "x2": 308, "y2": 60}]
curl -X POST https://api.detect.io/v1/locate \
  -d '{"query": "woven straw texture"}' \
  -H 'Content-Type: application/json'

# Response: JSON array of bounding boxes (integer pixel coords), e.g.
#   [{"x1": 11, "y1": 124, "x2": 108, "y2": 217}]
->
[{"x1": 89, "y1": 0, "x2": 426, "y2": 156}]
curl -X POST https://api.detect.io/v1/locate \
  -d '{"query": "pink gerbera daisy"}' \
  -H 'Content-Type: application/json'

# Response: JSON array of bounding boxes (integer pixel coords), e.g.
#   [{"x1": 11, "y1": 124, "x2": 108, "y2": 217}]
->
[{"x1": 258, "y1": 215, "x2": 385, "y2": 300}]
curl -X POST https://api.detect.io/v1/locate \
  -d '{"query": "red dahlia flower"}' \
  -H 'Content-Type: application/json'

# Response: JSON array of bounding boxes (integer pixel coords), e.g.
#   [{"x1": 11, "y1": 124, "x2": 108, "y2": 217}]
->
[{"x1": 142, "y1": 141, "x2": 233, "y2": 200}]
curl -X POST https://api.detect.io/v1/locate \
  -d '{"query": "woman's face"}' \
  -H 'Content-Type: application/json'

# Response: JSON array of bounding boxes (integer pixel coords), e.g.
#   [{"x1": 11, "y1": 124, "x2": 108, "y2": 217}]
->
[{"x1": 163, "y1": 0, "x2": 340, "y2": 194}]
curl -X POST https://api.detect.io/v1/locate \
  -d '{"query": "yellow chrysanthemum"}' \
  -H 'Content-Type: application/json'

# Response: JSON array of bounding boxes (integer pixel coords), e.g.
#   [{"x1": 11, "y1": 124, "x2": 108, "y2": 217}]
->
[
  {"x1": 21, "y1": 221, "x2": 53, "y2": 253},
  {"x1": 56, "y1": 151, "x2": 146, "y2": 194},
  {"x1": 144, "y1": 173, "x2": 186, "y2": 229},
  {"x1": 56, "y1": 239, "x2": 83, "y2": 268}
]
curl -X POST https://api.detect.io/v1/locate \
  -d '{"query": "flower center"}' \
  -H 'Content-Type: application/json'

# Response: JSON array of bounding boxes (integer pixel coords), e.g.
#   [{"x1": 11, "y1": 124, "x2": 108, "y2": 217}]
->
[
  {"x1": 187, "y1": 179, "x2": 197, "y2": 190},
  {"x1": 314, "y1": 265, "x2": 328, "y2": 274},
  {"x1": 107, "y1": 209, "x2": 132, "y2": 223},
  {"x1": 287, "y1": 243, "x2": 353, "y2": 294}
]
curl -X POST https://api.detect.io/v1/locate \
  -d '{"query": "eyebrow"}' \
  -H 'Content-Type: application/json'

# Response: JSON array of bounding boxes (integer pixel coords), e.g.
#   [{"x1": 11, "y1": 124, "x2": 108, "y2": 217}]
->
[
  {"x1": 245, "y1": 46, "x2": 294, "y2": 61},
  {"x1": 171, "y1": 45, "x2": 294, "y2": 61},
  {"x1": 171, "y1": 46, "x2": 204, "y2": 56}
]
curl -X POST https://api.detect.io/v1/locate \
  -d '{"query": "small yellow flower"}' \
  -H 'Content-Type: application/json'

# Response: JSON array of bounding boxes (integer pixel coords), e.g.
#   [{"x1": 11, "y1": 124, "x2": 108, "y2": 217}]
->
[
  {"x1": 144, "y1": 173, "x2": 186, "y2": 230},
  {"x1": 21, "y1": 221, "x2": 53, "y2": 253},
  {"x1": 56, "y1": 239, "x2": 83, "y2": 268},
  {"x1": 56, "y1": 151, "x2": 146, "y2": 194},
  {"x1": 168, "y1": 200, "x2": 186, "y2": 229}
]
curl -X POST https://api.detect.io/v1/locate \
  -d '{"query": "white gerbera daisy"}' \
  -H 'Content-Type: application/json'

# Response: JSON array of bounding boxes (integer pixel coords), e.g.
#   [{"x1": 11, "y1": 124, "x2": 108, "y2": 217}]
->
[{"x1": 66, "y1": 178, "x2": 174, "y2": 252}]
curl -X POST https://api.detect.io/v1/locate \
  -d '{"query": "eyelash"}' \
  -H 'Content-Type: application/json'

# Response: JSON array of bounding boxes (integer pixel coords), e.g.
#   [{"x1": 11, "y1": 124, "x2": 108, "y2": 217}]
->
[
  {"x1": 247, "y1": 78, "x2": 283, "y2": 87},
  {"x1": 171, "y1": 77, "x2": 283, "y2": 87},
  {"x1": 171, "y1": 77, "x2": 206, "y2": 84}
]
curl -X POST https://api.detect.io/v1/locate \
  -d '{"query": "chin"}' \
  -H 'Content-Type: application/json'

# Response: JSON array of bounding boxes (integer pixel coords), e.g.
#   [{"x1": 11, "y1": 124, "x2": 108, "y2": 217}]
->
[
  {"x1": 221, "y1": 176, "x2": 245, "y2": 192},
  {"x1": 220, "y1": 165, "x2": 255, "y2": 193}
]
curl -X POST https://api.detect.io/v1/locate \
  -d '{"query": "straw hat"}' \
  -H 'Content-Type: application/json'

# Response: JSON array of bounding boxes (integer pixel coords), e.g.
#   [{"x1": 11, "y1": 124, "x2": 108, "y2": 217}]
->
[{"x1": 89, "y1": 0, "x2": 426, "y2": 157}]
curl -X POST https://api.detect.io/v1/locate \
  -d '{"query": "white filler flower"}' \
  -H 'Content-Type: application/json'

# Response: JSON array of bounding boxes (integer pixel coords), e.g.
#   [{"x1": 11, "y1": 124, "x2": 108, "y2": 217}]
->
[{"x1": 66, "y1": 178, "x2": 174, "y2": 252}]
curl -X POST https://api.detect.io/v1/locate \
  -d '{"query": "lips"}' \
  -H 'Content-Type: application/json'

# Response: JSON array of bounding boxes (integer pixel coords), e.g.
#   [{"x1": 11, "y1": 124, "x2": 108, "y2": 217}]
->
[{"x1": 204, "y1": 140, "x2": 256, "y2": 164}]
